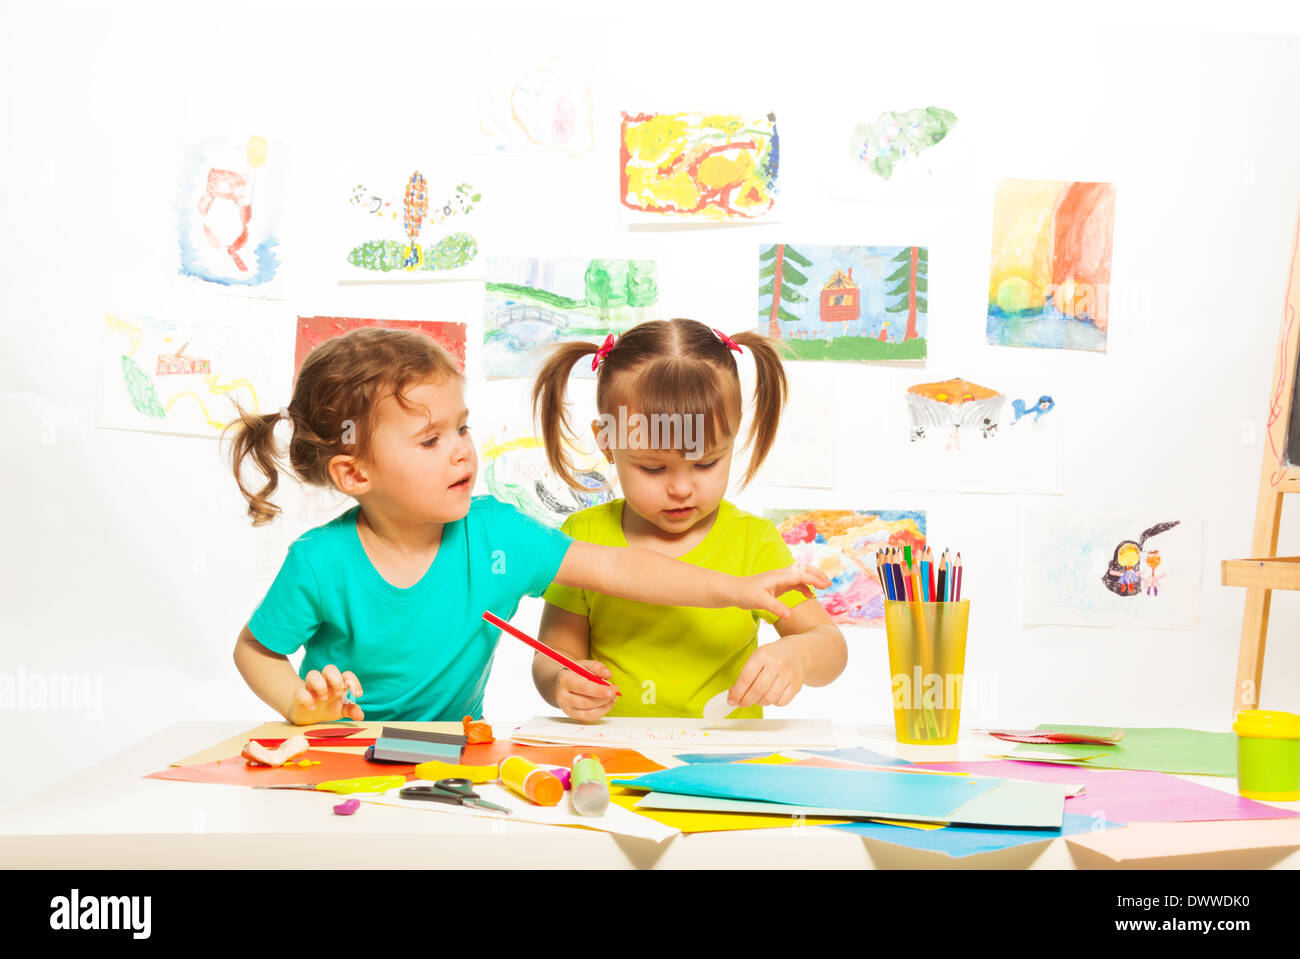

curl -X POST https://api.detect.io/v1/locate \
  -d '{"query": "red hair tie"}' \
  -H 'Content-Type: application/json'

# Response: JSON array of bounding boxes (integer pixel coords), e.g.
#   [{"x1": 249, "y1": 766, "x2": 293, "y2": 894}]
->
[
  {"x1": 713, "y1": 329, "x2": 743, "y2": 354},
  {"x1": 592, "y1": 333, "x2": 617, "y2": 371}
]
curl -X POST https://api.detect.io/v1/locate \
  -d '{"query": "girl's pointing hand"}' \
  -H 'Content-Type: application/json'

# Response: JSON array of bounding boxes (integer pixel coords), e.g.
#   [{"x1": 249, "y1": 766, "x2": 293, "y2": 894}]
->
[{"x1": 739, "y1": 563, "x2": 829, "y2": 619}]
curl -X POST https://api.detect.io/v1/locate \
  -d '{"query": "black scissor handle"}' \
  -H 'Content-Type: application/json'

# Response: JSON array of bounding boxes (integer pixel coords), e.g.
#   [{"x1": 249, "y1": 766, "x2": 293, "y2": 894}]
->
[{"x1": 399, "y1": 785, "x2": 463, "y2": 805}]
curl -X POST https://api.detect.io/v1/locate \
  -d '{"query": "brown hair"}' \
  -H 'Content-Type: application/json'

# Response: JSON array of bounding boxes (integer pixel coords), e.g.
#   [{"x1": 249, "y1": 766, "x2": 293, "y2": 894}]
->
[
  {"x1": 531, "y1": 318, "x2": 788, "y2": 490},
  {"x1": 223, "y1": 327, "x2": 463, "y2": 526}
]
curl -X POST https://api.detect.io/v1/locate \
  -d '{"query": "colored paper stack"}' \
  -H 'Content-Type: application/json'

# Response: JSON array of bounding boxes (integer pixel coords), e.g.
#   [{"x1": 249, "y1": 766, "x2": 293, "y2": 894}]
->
[{"x1": 368, "y1": 726, "x2": 467, "y2": 763}]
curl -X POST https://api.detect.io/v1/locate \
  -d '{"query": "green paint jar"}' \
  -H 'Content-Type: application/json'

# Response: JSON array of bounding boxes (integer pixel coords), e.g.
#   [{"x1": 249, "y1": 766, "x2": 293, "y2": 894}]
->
[{"x1": 1233, "y1": 710, "x2": 1300, "y2": 801}]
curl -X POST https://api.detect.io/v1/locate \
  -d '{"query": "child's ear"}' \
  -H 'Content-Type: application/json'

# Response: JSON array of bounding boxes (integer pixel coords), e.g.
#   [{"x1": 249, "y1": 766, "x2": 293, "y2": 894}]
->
[
  {"x1": 329, "y1": 454, "x2": 369, "y2": 495},
  {"x1": 590, "y1": 418, "x2": 615, "y2": 463}
]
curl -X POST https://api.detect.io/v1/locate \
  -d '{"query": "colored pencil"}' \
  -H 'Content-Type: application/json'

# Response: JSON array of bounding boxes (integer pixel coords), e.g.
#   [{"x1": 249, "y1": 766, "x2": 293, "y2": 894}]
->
[
  {"x1": 937, "y1": 555, "x2": 947, "y2": 604},
  {"x1": 954, "y1": 553, "x2": 963, "y2": 602},
  {"x1": 891, "y1": 554, "x2": 907, "y2": 602},
  {"x1": 907, "y1": 559, "x2": 939, "y2": 738},
  {"x1": 920, "y1": 554, "x2": 931, "y2": 602},
  {"x1": 482, "y1": 611, "x2": 620, "y2": 695},
  {"x1": 925, "y1": 548, "x2": 936, "y2": 602}
]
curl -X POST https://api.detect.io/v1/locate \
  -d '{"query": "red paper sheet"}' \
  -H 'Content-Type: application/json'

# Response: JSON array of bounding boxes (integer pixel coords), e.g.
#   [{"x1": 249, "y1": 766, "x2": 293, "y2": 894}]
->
[
  {"x1": 252, "y1": 737, "x2": 378, "y2": 749},
  {"x1": 145, "y1": 749, "x2": 417, "y2": 788}
]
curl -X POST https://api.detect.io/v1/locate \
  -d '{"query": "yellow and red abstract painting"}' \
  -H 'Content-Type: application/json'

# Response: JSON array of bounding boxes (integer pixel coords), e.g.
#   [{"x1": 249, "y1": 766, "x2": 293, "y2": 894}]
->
[
  {"x1": 986, "y1": 179, "x2": 1115, "y2": 352},
  {"x1": 619, "y1": 112, "x2": 779, "y2": 221}
]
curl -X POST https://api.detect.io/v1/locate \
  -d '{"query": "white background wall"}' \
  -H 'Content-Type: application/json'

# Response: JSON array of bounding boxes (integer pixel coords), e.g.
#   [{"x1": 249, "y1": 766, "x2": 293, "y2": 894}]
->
[{"x1": 4, "y1": 0, "x2": 1300, "y2": 812}]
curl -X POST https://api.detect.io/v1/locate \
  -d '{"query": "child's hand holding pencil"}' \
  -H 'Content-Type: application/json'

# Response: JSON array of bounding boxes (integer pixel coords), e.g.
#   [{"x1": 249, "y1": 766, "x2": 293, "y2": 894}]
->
[{"x1": 554, "y1": 660, "x2": 620, "y2": 722}]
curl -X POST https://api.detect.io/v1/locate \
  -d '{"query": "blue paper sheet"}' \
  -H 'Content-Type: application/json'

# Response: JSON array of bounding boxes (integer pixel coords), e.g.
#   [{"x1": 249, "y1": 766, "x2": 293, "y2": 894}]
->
[
  {"x1": 672, "y1": 752, "x2": 778, "y2": 764},
  {"x1": 829, "y1": 813, "x2": 1125, "y2": 858},
  {"x1": 614, "y1": 764, "x2": 1000, "y2": 819},
  {"x1": 799, "y1": 746, "x2": 911, "y2": 767}
]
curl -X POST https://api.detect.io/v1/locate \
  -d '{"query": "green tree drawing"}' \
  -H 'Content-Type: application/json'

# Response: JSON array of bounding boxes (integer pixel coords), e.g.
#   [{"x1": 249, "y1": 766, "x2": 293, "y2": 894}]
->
[
  {"x1": 584, "y1": 259, "x2": 629, "y2": 316},
  {"x1": 885, "y1": 246, "x2": 927, "y2": 341},
  {"x1": 626, "y1": 260, "x2": 658, "y2": 308},
  {"x1": 120, "y1": 355, "x2": 167, "y2": 419},
  {"x1": 759, "y1": 243, "x2": 811, "y2": 339}
]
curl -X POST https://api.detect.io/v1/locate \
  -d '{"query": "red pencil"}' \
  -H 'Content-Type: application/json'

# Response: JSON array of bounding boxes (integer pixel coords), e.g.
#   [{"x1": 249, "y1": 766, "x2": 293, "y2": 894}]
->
[
  {"x1": 482, "y1": 610, "x2": 620, "y2": 695},
  {"x1": 954, "y1": 553, "x2": 963, "y2": 602}
]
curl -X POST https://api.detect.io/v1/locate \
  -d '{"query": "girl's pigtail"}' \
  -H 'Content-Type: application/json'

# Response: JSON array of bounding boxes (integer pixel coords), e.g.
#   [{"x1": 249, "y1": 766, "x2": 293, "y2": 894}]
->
[
  {"x1": 730, "y1": 331, "x2": 789, "y2": 487},
  {"x1": 225, "y1": 405, "x2": 287, "y2": 526},
  {"x1": 531, "y1": 340, "x2": 601, "y2": 490}
]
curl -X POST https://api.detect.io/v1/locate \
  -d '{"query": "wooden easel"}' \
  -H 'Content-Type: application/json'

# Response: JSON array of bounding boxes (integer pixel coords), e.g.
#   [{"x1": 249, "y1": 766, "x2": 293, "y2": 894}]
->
[{"x1": 1223, "y1": 207, "x2": 1300, "y2": 716}]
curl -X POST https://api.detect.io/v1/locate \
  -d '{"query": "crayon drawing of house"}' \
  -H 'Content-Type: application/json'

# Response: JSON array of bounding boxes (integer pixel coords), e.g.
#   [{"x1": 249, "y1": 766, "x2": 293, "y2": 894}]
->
[{"x1": 820, "y1": 269, "x2": 861, "y2": 324}]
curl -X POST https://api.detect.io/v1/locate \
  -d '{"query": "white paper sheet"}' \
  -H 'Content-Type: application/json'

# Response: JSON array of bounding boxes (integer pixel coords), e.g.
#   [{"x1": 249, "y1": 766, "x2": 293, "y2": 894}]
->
[
  {"x1": 512, "y1": 716, "x2": 837, "y2": 749},
  {"x1": 1022, "y1": 509, "x2": 1203, "y2": 628},
  {"x1": 366, "y1": 779, "x2": 679, "y2": 844},
  {"x1": 889, "y1": 374, "x2": 1063, "y2": 494},
  {"x1": 701, "y1": 691, "x2": 737, "y2": 725}
]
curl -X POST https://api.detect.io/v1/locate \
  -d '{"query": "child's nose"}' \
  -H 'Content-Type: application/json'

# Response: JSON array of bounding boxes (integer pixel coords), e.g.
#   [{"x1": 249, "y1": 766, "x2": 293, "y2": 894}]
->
[{"x1": 666, "y1": 472, "x2": 692, "y2": 496}]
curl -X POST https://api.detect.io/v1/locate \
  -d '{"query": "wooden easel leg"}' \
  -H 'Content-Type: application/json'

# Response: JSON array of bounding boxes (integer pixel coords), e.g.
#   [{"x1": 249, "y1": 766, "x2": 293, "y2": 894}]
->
[
  {"x1": 1236, "y1": 469, "x2": 1284, "y2": 718},
  {"x1": 1235, "y1": 588, "x2": 1270, "y2": 715}
]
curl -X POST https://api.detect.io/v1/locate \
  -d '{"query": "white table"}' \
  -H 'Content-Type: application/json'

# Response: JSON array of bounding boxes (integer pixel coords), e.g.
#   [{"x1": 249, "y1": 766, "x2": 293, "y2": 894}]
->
[{"x1": 1, "y1": 721, "x2": 1295, "y2": 869}]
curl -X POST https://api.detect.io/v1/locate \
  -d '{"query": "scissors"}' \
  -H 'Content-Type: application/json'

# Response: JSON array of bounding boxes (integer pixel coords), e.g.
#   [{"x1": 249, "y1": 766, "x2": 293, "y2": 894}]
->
[{"x1": 400, "y1": 777, "x2": 511, "y2": 814}]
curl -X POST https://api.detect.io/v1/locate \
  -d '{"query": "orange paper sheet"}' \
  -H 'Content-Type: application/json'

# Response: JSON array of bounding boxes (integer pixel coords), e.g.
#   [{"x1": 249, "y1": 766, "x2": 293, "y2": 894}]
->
[{"x1": 461, "y1": 740, "x2": 664, "y2": 774}]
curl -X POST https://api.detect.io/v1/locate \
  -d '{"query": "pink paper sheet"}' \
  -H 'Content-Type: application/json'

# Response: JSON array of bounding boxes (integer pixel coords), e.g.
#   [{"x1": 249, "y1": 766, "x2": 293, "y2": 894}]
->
[
  {"x1": 911, "y1": 760, "x2": 1299, "y2": 824},
  {"x1": 1065, "y1": 818, "x2": 1300, "y2": 862}
]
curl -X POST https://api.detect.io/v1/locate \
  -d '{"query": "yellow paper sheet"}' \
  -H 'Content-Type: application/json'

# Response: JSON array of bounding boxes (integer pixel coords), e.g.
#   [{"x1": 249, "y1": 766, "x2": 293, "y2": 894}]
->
[{"x1": 608, "y1": 786, "x2": 852, "y2": 833}]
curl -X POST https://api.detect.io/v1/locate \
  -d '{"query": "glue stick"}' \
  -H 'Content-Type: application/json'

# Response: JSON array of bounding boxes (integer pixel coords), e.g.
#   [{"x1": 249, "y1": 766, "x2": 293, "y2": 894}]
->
[
  {"x1": 500, "y1": 755, "x2": 563, "y2": 806},
  {"x1": 570, "y1": 754, "x2": 610, "y2": 816}
]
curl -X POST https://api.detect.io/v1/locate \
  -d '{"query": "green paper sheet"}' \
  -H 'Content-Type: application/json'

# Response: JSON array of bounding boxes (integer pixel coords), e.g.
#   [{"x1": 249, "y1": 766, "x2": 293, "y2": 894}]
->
[
  {"x1": 1014, "y1": 726, "x2": 1236, "y2": 777},
  {"x1": 634, "y1": 778, "x2": 1071, "y2": 829}
]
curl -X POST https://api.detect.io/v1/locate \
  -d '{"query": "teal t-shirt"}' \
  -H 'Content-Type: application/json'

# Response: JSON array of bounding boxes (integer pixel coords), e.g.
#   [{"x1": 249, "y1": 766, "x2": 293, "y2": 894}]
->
[{"x1": 248, "y1": 495, "x2": 572, "y2": 721}]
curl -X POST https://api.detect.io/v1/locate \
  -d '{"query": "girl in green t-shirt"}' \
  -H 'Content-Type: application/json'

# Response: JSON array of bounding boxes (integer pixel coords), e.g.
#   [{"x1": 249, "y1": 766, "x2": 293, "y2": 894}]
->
[
  {"x1": 224, "y1": 327, "x2": 830, "y2": 724},
  {"x1": 531, "y1": 319, "x2": 848, "y2": 720}
]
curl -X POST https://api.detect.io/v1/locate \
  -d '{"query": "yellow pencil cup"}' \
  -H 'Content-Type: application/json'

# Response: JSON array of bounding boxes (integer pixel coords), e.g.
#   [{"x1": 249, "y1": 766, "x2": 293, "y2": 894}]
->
[
  {"x1": 883, "y1": 600, "x2": 970, "y2": 746},
  {"x1": 1233, "y1": 710, "x2": 1300, "y2": 802}
]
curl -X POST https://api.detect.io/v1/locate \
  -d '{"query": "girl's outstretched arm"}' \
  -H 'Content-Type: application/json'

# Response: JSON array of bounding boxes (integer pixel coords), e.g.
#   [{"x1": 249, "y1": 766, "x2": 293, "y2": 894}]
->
[
  {"x1": 233, "y1": 624, "x2": 365, "y2": 724},
  {"x1": 553, "y1": 542, "x2": 830, "y2": 619},
  {"x1": 533, "y1": 602, "x2": 618, "y2": 721},
  {"x1": 728, "y1": 599, "x2": 847, "y2": 710}
]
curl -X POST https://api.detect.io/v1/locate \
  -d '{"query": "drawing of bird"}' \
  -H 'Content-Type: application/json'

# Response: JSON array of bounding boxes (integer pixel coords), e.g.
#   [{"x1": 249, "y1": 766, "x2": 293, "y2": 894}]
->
[{"x1": 1012, "y1": 395, "x2": 1055, "y2": 424}]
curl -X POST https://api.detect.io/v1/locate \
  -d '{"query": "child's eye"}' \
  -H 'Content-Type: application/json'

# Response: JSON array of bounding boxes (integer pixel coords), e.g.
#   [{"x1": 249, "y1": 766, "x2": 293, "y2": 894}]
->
[
  {"x1": 421, "y1": 435, "x2": 438, "y2": 448},
  {"x1": 695, "y1": 459, "x2": 720, "y2": 470},
  {"x1": 458, "y1": 425, "x2": 470, "y2": 436},
  {"x1": 638, "y1": 465, "x2": 665, "y2": 475}
]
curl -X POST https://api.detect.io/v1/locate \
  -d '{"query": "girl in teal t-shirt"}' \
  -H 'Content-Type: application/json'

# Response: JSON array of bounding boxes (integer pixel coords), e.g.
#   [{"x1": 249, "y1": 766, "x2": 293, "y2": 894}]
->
[{"x1": 225, "y1": 328, "x2": 828, "y2": 723}]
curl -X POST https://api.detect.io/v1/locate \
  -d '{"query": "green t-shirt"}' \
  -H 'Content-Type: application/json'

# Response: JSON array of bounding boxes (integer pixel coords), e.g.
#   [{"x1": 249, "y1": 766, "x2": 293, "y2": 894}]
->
[
  {"x1": 543, "y1": 499, "x2": 805, "y2": 719},
  {"x1": 249, "y1": 496, "x2": 571, "y2": 721}
]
